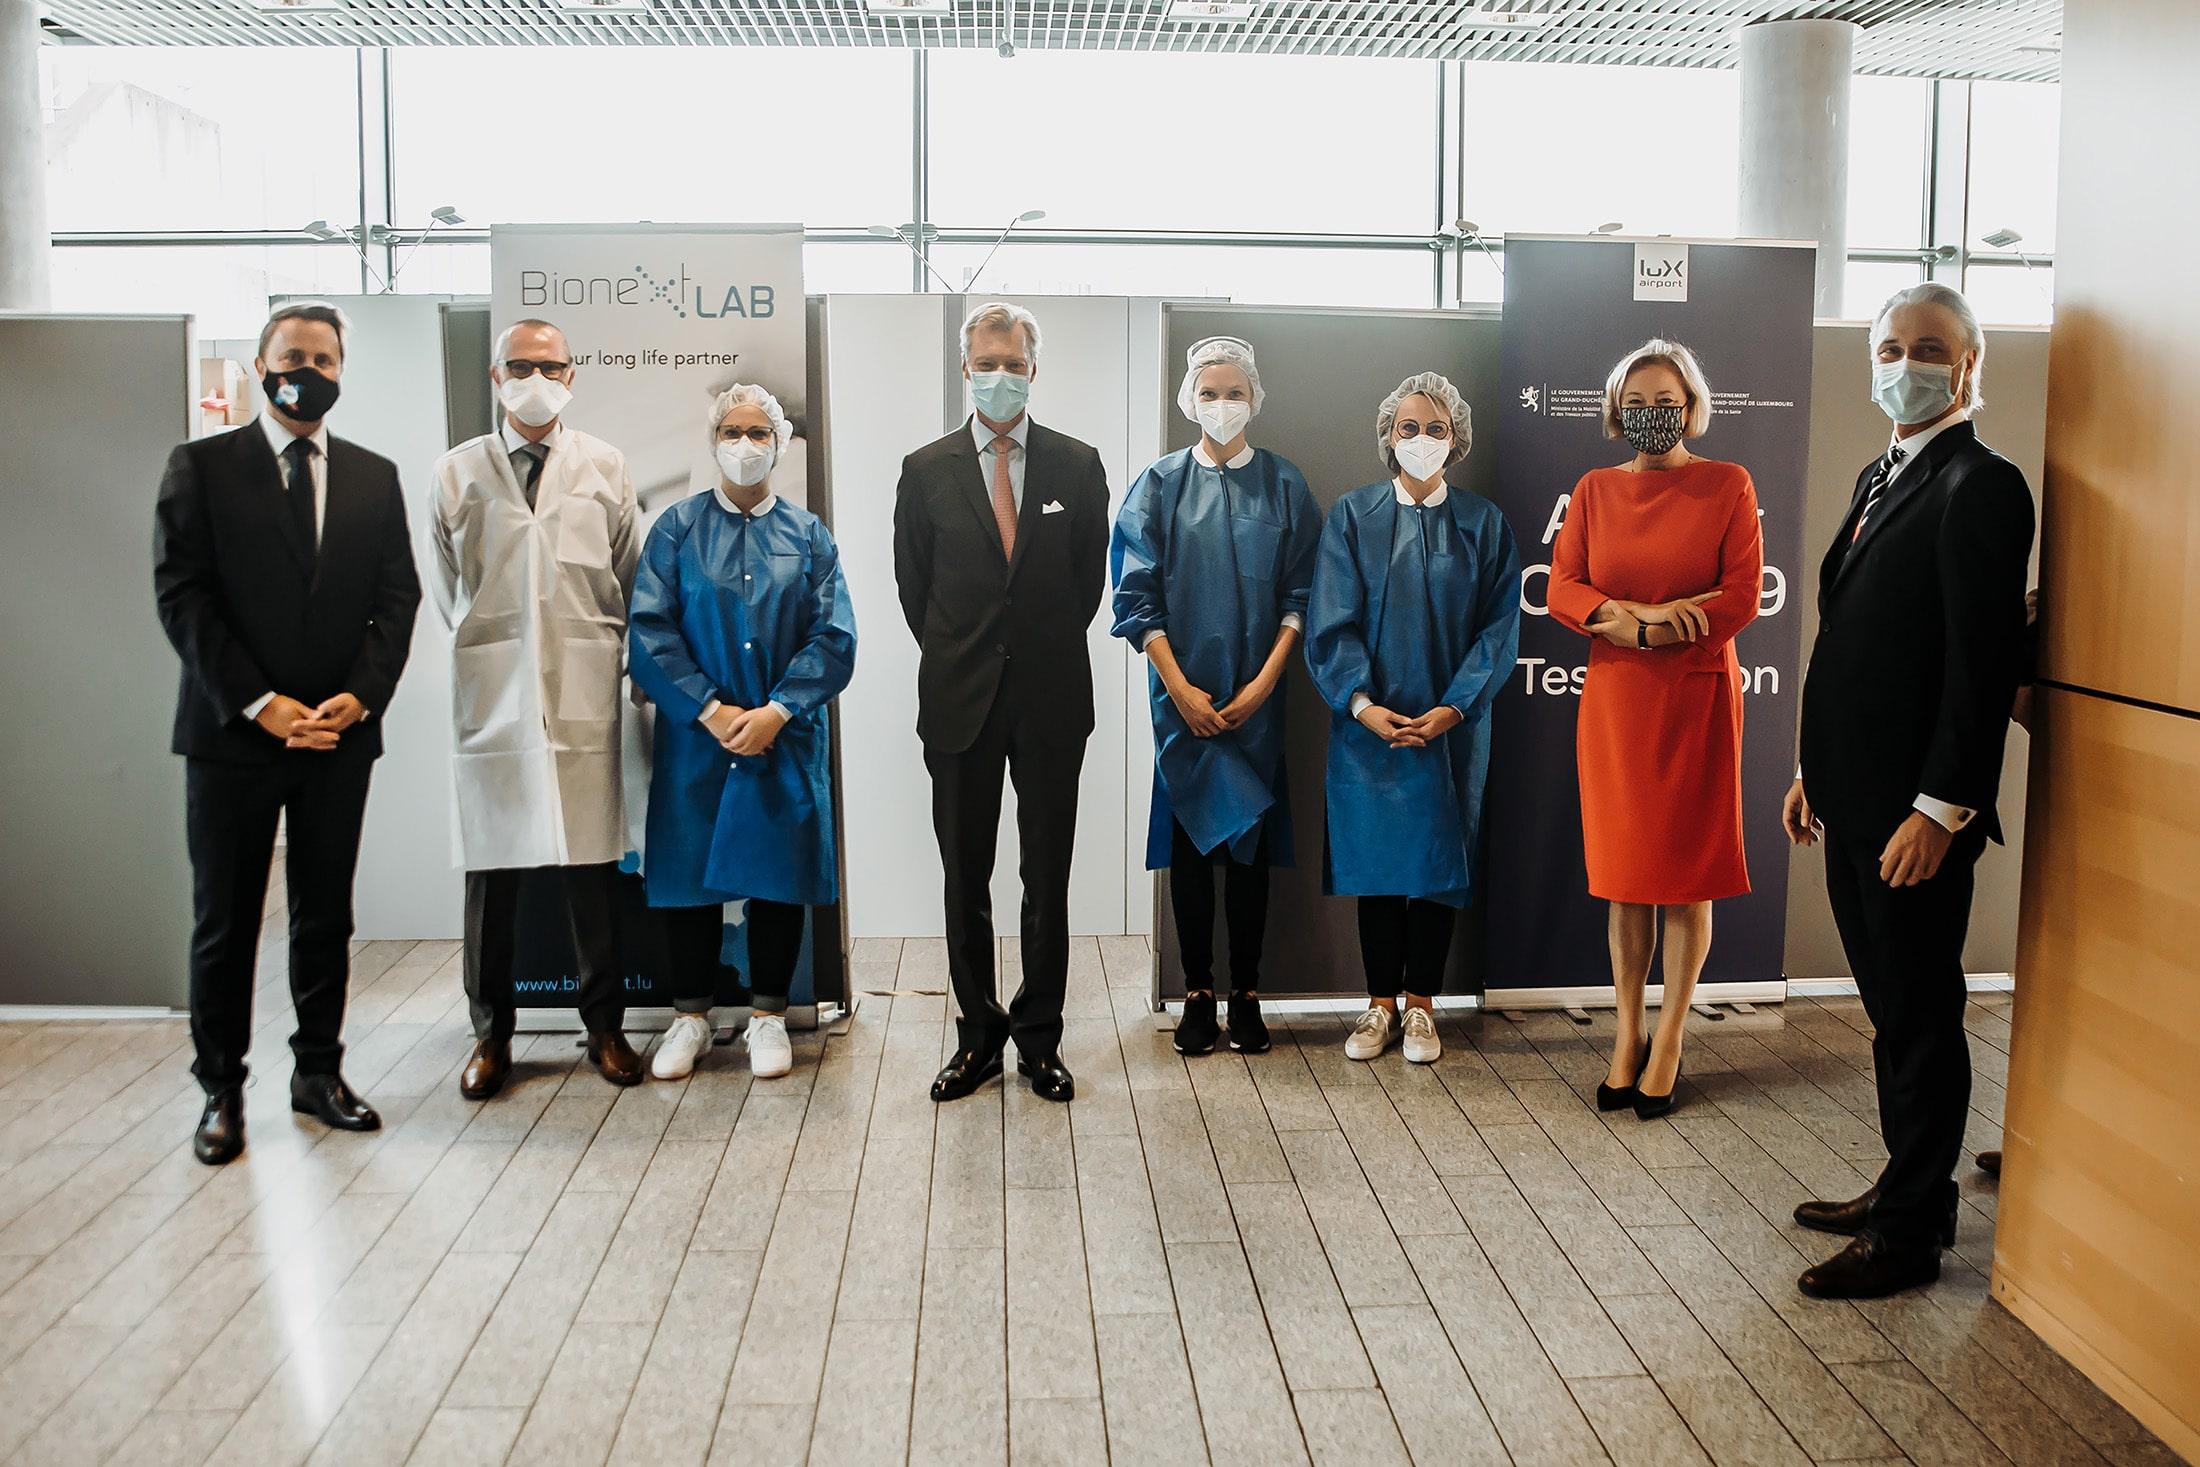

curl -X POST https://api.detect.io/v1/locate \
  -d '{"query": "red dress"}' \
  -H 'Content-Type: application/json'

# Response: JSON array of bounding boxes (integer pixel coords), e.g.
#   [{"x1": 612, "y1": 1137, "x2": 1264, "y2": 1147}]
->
[{"x1": 1547, "y1": 459, "x2": 1763, "y2": 905}]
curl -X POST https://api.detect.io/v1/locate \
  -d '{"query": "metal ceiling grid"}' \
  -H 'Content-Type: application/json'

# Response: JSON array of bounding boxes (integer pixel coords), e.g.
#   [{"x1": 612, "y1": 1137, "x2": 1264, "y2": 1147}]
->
[{"x1": 37, "y1": 0, "x2": 2062, "y2": 82}]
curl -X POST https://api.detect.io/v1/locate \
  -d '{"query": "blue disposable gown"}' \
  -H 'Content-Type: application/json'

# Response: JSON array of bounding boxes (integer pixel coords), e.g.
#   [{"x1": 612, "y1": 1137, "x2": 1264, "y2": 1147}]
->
[
  {"x1": 628, "y1": 492, "x2": 857, "y2": 909},
  {"x1": 1111, "y1": 447, "x2": 1320, "y2": 868},
  {"x1": 1305, "y1": 482, "x2": 1521, "y2": 906}
]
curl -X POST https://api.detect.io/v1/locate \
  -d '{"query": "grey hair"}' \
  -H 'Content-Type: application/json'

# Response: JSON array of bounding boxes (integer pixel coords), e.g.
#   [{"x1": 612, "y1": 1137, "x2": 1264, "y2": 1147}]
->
[
  {"x1": 1375, "y1": 371, "x2": 1471, "y2": 470},
  {"x1": 1872, "y1": 282, "x2": 1987, "y2": 412},
  {"x1": 492, "y1": 317, "x2": 569, "y2": 366},
  {"x1": 707, "y1": 382, "x2": 793, "y2": 448},
  {"x1": 960, "y1": 301, "x2": 1042, "y2": 371},
  {"x1": 258, "y1": 301, "x2": 350, "y2": 363},
  {"x1": 1602, "y1": 338, "x2": 1714, "y2": 441}
]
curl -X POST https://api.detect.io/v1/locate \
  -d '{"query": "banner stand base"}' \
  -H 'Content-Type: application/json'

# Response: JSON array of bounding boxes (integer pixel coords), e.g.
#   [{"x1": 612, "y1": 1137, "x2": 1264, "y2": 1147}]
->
[
  {"x1": 513, "y1": 1003, "x2": 835, "y2": 1036},
  {"x1": 1147, "y1": 982, "x2": 1789, "y2": 1029}
]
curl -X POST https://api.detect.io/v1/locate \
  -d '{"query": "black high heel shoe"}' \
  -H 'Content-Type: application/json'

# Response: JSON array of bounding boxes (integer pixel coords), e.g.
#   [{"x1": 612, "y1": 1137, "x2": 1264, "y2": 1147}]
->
[
  {"x1": 1634, "y1": 1046, "x2": 1682, "y2": 1120},
  {"x1": 1597, "y1": 1041, "x2": 1651, "y2": 1112}
]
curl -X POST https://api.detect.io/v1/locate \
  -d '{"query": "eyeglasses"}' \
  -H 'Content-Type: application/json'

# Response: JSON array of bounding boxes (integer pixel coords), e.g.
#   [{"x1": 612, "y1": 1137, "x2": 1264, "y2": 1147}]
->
[
  {"x1": 504, "y1": 359, "x2": 572, "y2": 380},
  {"x1": 1395, "y1": 421, "x2": 1452, "y2": 440},
  {"x1": 717, "y1": 425, "x2": 776, "y2": 444}
]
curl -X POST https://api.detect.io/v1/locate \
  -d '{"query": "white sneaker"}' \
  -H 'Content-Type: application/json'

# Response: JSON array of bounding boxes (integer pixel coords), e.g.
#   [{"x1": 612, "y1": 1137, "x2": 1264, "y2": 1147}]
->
[
  {"x1": 1345, "y1": 1006, "x2": 1394, "y2": 1061},
  {"x1": 1401, "y1": 1006, "x2": 1442, "y2": 1065},
  {"x1": 746, "y1": 1013, "x2": 793, "y2": 1079},
  {"x1": 651, "y1": 1013, "x2": 713, "y2": 1081}
]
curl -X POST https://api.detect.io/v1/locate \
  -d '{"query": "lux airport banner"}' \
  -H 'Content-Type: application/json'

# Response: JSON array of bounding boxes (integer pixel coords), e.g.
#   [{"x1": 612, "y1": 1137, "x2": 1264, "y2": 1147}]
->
[
  {"x1": 487, "y1": 223, "x2": 814, "y2": 1009},
  {"x1": 1483, "y1": 235, "x2": 1813, "y2": 993}
]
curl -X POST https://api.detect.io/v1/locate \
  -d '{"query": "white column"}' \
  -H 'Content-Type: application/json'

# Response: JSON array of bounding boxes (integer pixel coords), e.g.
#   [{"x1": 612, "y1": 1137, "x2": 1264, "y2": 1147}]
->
[
  {"x1": 0, "y1": 0, "x2": 48, "y2": 310},
  {"x1": 1739, "y1": 17, "x2": 1856, "y2": 317}
]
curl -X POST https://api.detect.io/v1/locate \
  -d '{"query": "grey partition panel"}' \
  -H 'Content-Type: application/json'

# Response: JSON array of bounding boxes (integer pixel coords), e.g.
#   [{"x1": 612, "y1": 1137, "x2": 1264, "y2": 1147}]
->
[
  {"x1": 0, "y1": 315, "x2": 195, "y2": 1008},
  {"x1": 1156, "y1": 305, "x2": 1506, "y2": 1002}
]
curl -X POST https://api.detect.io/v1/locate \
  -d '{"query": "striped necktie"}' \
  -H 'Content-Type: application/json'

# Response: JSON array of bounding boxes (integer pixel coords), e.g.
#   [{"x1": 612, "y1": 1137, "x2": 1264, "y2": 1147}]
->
[{"x1": 1851, "y1": 444, "x2": 1906, "y2": 544}]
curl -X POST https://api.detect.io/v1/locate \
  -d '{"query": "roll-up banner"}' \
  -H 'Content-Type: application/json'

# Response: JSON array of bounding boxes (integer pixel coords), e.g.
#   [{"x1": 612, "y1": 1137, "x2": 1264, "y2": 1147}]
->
[
  {"x1": 486, "y1": 223, "x2": 818, "y2": 1011},
  {"x1": 1484, "y1": 235, "x2": 1814, "y2": 997}
]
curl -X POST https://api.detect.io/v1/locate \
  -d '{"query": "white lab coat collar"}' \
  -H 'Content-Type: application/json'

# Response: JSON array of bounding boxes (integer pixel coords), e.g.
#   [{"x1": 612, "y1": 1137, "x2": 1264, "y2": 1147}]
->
[
  {"x1": 499, "y1": 418, "x2": 567, "y2": 458},
  {"x1": 1193, "y1": 441, "x2": 1256, "y2": 470},
  {"x1": 1393, "y1": 476, "x2": 1448, "y2": 507},
  {"x1": 712, "y1": 482, "x2": 779, "y2": 518},
  {"x1": 258, "y1": 408, "x2": 328, "y2": 463},
  {"x1": 1887, "y1": 409, "x2": 1969, "y2": 481},
  {"x1": 972, "y1": 414, "x2": 1030, "y2": 454}
]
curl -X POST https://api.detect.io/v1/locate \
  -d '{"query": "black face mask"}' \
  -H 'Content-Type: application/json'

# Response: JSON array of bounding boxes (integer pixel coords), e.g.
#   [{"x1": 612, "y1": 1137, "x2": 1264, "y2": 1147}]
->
[
  {"x1": 262, "y1": 365, "x2": 342, "y2": 424},
  {"x1": 1618, "y1": 404, "x2": 1686, "y2": 457}
]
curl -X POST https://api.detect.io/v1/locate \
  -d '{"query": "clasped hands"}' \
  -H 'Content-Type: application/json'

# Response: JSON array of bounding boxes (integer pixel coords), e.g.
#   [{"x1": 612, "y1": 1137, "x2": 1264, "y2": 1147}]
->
[
  {"x1": 1356, "y1": 703, "x2": 1462, "y2": 749},
  {"x1": 704, "y1": 701, "x2": 789, "y2": 757},
  {"x1": 1584, "y1": 591, "x2": 1722, "y2": 649},
  {"x1": 1167, "y1": 670, "x2": 1281, "y2": 739},
  {"x1": 256, "y1": 693, "x2": 364, "y2": 751}
]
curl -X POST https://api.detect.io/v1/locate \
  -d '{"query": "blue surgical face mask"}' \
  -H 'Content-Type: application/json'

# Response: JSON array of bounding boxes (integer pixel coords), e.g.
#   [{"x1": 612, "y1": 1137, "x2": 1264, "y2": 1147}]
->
[
  {"x1": 969, "y1": 369, "x2": 1030, "y2": 423},
  {"x1": 1871, "y1": 356, "x2": 1960, "y2": 426}
]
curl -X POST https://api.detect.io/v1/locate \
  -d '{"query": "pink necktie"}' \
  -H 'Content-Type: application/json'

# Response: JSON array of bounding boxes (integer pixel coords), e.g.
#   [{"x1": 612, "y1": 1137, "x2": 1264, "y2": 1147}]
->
[{"x1": 990, "y1": 434, "x2": 1018, "y2": 561}]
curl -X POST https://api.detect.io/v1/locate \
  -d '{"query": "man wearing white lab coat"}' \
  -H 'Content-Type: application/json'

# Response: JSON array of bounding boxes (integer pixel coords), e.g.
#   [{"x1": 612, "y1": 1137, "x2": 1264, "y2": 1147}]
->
[{"x1": 432, "y1": 318, "x2": 643, "y2": 1095}]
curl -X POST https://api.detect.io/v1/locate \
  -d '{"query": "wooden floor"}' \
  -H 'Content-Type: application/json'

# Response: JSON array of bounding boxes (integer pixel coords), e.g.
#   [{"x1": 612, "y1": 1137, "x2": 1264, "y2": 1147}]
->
[{"x1": 0, "y1": 894, "x2": 2181, "y2": 1465}]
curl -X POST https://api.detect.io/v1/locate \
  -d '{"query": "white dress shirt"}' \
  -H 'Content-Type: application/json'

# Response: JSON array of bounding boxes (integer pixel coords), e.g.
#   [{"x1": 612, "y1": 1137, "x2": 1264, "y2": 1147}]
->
[
  {"x1": 698, "y1": 486, "x2": 790, "y2": 728},
  {"x1": 1796, "y1": 410, "x2": 1979, "y2": 835},
  {"x1": 973, "y1": 413, "x2": 1030, "y2": 512},
  {"x1": 242, "y1": 411, "x2": 332, "y2": 722},
  {"x1": 1140, "y1": 439, "x2": 1305, "y2": 651},
  {"x1": 1348, "y1": 478, "x2": 1452, "y2": 719}
]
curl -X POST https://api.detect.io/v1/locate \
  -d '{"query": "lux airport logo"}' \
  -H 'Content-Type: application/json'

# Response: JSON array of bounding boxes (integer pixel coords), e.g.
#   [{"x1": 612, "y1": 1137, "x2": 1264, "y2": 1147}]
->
[{"x1": 518, "y1": 264, "x2": 778, "y2": 320}]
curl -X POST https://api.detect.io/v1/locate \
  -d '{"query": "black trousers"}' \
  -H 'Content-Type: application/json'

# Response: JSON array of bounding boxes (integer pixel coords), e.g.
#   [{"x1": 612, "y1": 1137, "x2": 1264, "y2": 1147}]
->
[
  {"x1": 463, "y1": 864, "x2": 622, "y2": 1041},
  {"x1": 1356, "y1": 896, "x2": 1457, "y2": 998},
  {"x1": 923, "y1": 684, "x2": 1085, "y2": 1056},
  {"x1": 1823, "y1": 820, "x2": 1980, "y2": 1248},
  {"x1": 662, "y1": 900, "x2": 802, "y2": 1014},
  {"x1": 1170, "y1": 820, "x2": 1270, "y2": 992},
  {"x1": 184, "y1": 754, "x2": 374, "y2": 1093}
]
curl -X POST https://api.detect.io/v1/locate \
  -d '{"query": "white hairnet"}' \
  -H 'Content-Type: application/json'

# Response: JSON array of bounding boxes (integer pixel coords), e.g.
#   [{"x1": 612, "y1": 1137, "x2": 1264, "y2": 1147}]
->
[
  {"x1": 1176, "y1": 335, "x2": 1265, "y2": 420},
  {"x1": 707, "y1": 382, "x2": 794, "y2": 449},
  {"x1": 1375, "y1": 371, "x2": 1472, "y2": 467}
]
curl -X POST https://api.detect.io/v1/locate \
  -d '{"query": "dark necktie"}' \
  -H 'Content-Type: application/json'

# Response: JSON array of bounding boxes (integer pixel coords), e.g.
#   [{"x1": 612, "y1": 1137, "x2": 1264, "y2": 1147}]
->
[
  {"x1": 283, "y1": 437, "x2": 318, "y2": 573},
  {"x1": 518, "y1": 443, "x2": 548, "y2": 512},
  {"x1": 1850, "y1": 444, "x2": 1906, "y2": 544}
]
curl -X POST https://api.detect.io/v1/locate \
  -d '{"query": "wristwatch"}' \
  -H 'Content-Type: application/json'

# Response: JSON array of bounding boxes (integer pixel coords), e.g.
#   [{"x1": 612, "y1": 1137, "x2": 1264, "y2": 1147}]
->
[{"x1": 1637, "y1": 622, "x2": 1651, "y2": 649}]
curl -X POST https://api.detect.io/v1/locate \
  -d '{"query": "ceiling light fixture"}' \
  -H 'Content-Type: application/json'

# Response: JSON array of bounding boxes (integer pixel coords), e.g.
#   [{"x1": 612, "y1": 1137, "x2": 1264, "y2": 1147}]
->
[
  {"x1": 1463, "y1": 6, "x2": 1555, "y2": 29},
  {"x1": 1164, "y1": 0, "x2": 1263, "y2": 22},
  {"x1": 866, "y1": 0, "x2": 956, "y2": 15}
]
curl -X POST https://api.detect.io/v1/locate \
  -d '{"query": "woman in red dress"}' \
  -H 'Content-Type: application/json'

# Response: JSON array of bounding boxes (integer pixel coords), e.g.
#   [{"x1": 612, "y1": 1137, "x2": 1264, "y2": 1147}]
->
[{"x1": 1547, "y1": 339, "x2": 1763, "y2": 1119}]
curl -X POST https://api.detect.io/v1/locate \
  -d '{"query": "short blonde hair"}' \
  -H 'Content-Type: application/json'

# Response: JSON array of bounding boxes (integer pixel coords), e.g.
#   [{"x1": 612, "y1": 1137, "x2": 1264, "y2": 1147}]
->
[{"x1": 1602, "y1": 338, "x2": 1713, "y2": 441}]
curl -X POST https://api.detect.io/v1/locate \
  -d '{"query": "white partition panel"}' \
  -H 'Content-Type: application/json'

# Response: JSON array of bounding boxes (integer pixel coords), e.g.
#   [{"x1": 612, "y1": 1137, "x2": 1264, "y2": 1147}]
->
[
  {"x1": 828, "y1": 294, "x2": 1164, "y2": 940},
  {"x1": 286, "y1": 294, "x2": 466, "y2": 940}
]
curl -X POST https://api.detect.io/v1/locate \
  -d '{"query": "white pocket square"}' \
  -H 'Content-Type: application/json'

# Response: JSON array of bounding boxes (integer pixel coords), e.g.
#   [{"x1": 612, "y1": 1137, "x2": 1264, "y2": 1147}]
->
[{"x1": 1042, "y1": 500, "x2": 1065, "y2": 515}]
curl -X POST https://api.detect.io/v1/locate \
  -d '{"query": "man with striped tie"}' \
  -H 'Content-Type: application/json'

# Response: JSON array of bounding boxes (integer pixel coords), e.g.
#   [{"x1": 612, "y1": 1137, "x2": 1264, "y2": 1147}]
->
[
  {"x1": 892, "y1": 302, "x2": 1111, "y2": 1106},
  {"x1": 1782, "y1": 283, "x2": 2036, "y2": 1299}
]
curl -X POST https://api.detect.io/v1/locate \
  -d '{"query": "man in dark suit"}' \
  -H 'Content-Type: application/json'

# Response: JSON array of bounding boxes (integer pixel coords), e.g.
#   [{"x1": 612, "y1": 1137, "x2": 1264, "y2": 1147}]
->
[
  {"x1": 153, "y1": 302, "x2": 422, "y2": 1165},
  {"x1": 1784, "y1": 283, "x2": 2034, "y2": 1298},
  {"x1": 893, "y1": 302, "x2": 1110, "y2": 1104}
]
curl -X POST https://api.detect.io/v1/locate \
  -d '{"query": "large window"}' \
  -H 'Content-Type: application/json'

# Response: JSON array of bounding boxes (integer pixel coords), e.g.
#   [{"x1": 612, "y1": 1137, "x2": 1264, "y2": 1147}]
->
[
  {"x1": 928, "y1": 240, "x2": 1433, "y2": 308},
  {"x1": 1847, "y1": 75, "x2": 1930, "y2": 249},
  {"x1": 50, "y1": 243, "x2": 366, "y2": 341},
  {"x1": 41, "y1": 47, "x2": 363, "y2": 232},
  {"x1": 927, "y1": 51, "x2": 1440, "y2": 237},
  {"x1": 1967, "y1": 80, "x2": 2060, "y2": 255}
]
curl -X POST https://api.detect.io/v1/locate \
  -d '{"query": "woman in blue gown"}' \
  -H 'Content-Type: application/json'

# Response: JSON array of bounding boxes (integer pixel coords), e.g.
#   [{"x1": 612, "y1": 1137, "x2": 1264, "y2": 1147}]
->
[
  {"x1": 628, "y1": 383, "x2": 856, "y2": 1083},
  {"x1": 1305, "y1": 372, "x2": 1520, "y2": 1066},
  {"x1": 1112, "y1": 337, "x2": 1320, "y2": 1057}
]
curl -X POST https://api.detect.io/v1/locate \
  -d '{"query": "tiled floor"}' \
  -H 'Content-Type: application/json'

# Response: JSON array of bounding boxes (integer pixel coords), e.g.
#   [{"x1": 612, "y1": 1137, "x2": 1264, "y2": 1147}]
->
[{"x1": 0, "y1": 891, "x2": 2181, "y2": 1465}]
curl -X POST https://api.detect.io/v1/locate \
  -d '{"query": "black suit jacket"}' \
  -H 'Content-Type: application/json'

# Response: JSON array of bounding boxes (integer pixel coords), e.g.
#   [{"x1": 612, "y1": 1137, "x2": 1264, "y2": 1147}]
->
[
  {"x1": 892, "y1": 419, "x2": 1111, "y2": 754},
  {"x1": 153, "y1": 422, "x2": 422, "y2": 764},
  {"x1": 1798, "y1": 420, "x2": 2034, "y2": 847}
]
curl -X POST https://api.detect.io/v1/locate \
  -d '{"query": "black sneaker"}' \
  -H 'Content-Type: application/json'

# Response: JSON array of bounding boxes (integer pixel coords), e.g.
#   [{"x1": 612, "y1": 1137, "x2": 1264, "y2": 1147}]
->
[
  {"x1": 1174, "y1": 992, "x2": 1220, "y2": 1055},
  {"x1": 1226, "y1": 991, "x2": 1271, "y2": 1054}
]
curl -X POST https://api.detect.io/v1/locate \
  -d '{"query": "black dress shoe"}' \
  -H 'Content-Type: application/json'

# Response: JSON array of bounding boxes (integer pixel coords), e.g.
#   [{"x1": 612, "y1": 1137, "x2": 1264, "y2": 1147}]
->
[
  {"x1": 1174, "y1": 992, "x2": 1219, "y2": 1056},
  {"x1": 1797, "y1": 1231, "x2": 1941, "y2": 1300},
  {"x1": 1017, "y1": 1051, "x2": 1075, "y2": 1104},
  {"x1": 193, "y1": 1086, "x2": 246, "y2": 1166},
  {"x1": 1226, "y1": 991, "x2": 1271, "y2": 1055},
  {"x1": 1795, "y1": 1187, "x2": 1958, "y2": 1247},
  {"x1": 1976, "y1": 1149, "x2": 2002, "y2": 1178},
  {"x1": 1597, "y1": 1041, "x2": 1650, "y2": 1112},
  {"x1": 930, "y1": 1045, "x2": 1006, "y2": 1103},
  {"x1": 290, "y1": 1072, "x2": 381, "y2": 1132},
  {"x1": 1633, "y1": 1048, "x2": 1682, "y2": 1120}
]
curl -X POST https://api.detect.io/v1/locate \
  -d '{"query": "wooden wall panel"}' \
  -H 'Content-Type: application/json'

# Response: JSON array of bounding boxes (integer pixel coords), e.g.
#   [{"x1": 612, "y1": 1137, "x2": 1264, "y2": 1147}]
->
[
  {"x1": 1994, "y1": 687, "x2": 2200, "y2": 1461},
  {"x1": 2038, "y1": 0, "x2": 2200, "y2": 712}
]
